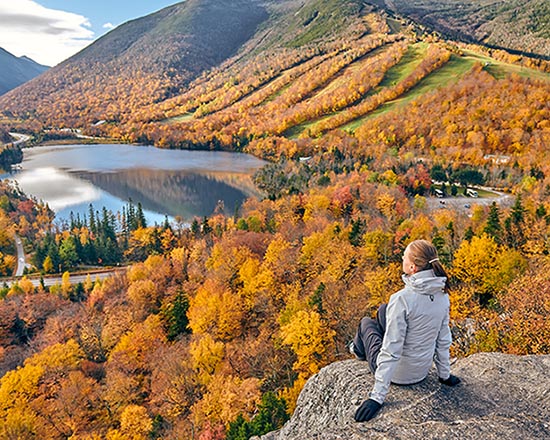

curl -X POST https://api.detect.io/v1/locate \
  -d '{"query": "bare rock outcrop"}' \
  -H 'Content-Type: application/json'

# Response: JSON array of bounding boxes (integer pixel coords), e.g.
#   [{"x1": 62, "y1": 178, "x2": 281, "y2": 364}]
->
[{"x1": 257, "y1": 353, "x2": 550, "y2": 440}]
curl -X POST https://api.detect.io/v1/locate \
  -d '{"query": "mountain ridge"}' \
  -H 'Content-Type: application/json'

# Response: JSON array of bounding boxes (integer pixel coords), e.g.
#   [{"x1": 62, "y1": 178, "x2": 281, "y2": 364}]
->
[
  {"x1": 378, "y1": 0, "x2": 550, "y2": 59},
  {"x1": 0, "y1": 47, "x2": 48, "y2": 96}
]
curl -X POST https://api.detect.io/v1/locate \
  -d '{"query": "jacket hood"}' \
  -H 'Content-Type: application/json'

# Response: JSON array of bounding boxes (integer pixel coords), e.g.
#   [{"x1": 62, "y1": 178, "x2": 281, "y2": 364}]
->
[{"x1": 402, "y1": 269, "x2": 446, "y2": 295}]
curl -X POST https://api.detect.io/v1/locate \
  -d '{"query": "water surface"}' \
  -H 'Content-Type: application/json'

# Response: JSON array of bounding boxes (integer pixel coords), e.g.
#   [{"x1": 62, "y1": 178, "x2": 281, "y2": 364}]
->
[{"x1": 3, "y1": 144, "x2": 266, "y2": 224}]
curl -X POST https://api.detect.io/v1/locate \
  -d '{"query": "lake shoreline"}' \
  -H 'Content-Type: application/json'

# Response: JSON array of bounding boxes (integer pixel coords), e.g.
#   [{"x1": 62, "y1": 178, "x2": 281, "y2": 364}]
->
[{"x1": 2, "y1": 143, "x2": 267, "y2": 225}]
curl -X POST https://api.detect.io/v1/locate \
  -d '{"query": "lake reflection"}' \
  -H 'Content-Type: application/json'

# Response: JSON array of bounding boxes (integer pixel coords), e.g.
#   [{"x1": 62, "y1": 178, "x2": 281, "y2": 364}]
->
[{"x1": 4, "y1": 144, "x2": 266, "y2": 224}]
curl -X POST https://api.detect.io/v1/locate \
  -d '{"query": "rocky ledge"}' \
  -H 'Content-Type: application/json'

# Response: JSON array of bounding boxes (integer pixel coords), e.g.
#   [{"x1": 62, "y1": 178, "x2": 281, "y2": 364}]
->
[{"x1": 256, "y1": 353, "x2": 550, "y2": 440}]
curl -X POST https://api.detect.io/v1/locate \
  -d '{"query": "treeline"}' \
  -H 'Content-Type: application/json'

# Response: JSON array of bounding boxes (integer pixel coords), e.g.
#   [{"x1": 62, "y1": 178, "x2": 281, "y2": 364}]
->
[
  {"x1": 0, "y1": 129, "x2": 12, "y2": 144},
  {"x1": 31, "y1": 201, "x2": 170, "y2": 273},
  {"x1": 307, "y1": 43, "x2": 451, "y2": 136},
  {"x1": 0, "y1": 144, "x2": 22, "y2": 172},
  {"x1": 351, "y1": 66, "x2": 550, "y2": 181},
  {"x1": 0, "y1": 180, "x2": 54, "y2": 276}
]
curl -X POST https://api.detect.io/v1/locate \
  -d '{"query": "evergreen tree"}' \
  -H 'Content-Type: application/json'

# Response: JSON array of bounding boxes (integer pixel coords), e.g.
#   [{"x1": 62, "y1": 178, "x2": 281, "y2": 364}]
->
[
  {"x1": 72, "y1": 282, "x2": 85, "y2": 302},
  {"x1": 510, "y1": 195, "x2": 525, "y2": 226},
  {"x1": 163, "y1": 290, "x2": 190, "y2": 341},
  {"x1": 430, "y1": 164, "x2": 447, "y2": 182},
  {"x1": 88, "y1": 204, "x2": 97, "y2": 235},
  {"x1": 309, "y1": 283, "x2": 325, "y2": 315},
  {"x1": 127, "y1": 199, "x2": 136, "y2": 230},
  {"x1": 535, "y1": 203, "x2": 547, "y2": 219},
  {"x1": 82, "y1": 240, "x2": 98, "y2": 265},
  {"x1": 149, "y1": 228, "x2": 162, "y2": 254},
  {"x1": 446, "y1": 221, "x2": 456, "y2": 249},
  {"x1": 191, "y1": 218, "x2": 200, "y2": 236},
  {"x1": 348, "y1": 218, "x2": 366, "y2": 247},
  {"x1": 432, "y1": 232, "x2": 445, "y2": 254},
  {"x1": 464, "y1": 226, "x2": 474, "y2": 242},
  {"x1": 136, "y1": 202, "x2": 147, "y2": 228},
  {"x1": 32, "y1": 236, "x2": 49, "y2": 269},
  {"x1": 201, "y1": 216, "x2": 212, "y2": 235},
  {"x1": 226, "y1": 393, "x2": 289, "y2": 440},
  {"x1": 484, "y1": 202, "x2": 502, "y2": 243},
  {"x1": 505, "y1": 195, "x2": 526, "y2": 248},
  {"x1": 46, "y1": 241, "x2": 61, "y2": 273},
  {"x1": 59, "y1": 236, "x2": 79, "y2": 270}
]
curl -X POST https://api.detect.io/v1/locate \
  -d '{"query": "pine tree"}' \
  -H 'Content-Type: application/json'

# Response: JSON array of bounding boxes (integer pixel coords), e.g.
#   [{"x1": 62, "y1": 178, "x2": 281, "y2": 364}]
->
[
  {"x1": 505, "y1": 195, "x2": 526, "y2": 248},
  {"x1": 483, "y1": 202, "x2": 502, "y2": 243},
  {"x1": 163, "y1": 289, "x2": 190, "y2": 341},
  {"x1": 464, "y1": 226, "x2": 474, "y2": 242},
  {"x1": 226, "y1": 392, "x2": 289, "y2": 440},
  {"x1": 88, "y1": 204, "x2": 97, "y2": 235},
  {"x1": 136, "y1": 202, "x2": 147, "y2": 228}
]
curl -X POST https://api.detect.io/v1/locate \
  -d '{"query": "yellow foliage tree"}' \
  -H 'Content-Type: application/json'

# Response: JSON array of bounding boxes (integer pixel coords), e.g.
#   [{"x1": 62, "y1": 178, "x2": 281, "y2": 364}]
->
[
  {"x1": 280, "y1": 310, "x2": 335, "y2": 376},
  {"x1": 452, "y1": 235, "x2": 526, "y2": 301},
  {"x1": 105, "y1": 315, "x2": 167, "y2": 412},
  {"x1": 127, "y1": 279, "x2": 159, "y2": 319},
  {"x1": 61, "y1": 271, "x2": 72, "y2": 298},
  {"x1": 364, "y1": 263, "x2": 402, "y2": 309},
  {"x1": 43, "y1": 255, "x2": 54, "y2": 274},
  {"x1": 19, "y1": 276, "x2": 35, "y2": 295},
  {"x1": 127, "y1": 262, "x2": 149, "y2": 282},
  {"x1": 238, "y1": 256, "x2": 272, "y2": 308},
  {"x1": 189, "y1": 334, "x2": 225, "y2": 386},
  {"x1": 191, "y1": 374, "x2": 261, "y2": 430},
  {"x1": 300, "y1": 223, "x2": 357, "y2": 283},
  {"x1": 0, "y1": 340, "x2": 84, "y2": 438},
  {"x1": 107, "y1": 405, "x2": 152, "y2": 440},
  {"x1": 362, "y1": 229, "x2": 393, "y2": 265},
  {"x1": 187, "y1": 279, "x2": 244, "y2": 341}
]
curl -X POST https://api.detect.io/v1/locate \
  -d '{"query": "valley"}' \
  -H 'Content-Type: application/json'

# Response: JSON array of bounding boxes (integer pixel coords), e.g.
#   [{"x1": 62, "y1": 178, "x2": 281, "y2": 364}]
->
[{"x1": 0, "y1": 1, "x2": 549, "y2": 439}]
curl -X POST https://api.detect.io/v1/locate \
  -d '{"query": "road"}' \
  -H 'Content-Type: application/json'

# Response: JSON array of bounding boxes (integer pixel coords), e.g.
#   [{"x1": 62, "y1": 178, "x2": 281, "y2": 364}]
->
[
  {"x1": 7, "y1": 132, "x2": 31, "y2": 146},
  {"x1": 2, "y1": 268, "x2": 127, "y2": 288},
  {"x1": 37, "y1": 268, "x2": 127, "y2": 287},
  {"x1": 14, "y1": 234, "x2": 27, "y2": 276}
]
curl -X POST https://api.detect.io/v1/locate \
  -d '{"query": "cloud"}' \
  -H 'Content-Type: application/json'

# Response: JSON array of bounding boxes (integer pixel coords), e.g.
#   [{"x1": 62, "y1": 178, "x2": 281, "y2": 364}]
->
[
  {"x1": 0, "y1": 1, "x2": 95, "y2": 66},
  {"x1": 102, "y1": 22, "x2": 115, "y2": 30}
]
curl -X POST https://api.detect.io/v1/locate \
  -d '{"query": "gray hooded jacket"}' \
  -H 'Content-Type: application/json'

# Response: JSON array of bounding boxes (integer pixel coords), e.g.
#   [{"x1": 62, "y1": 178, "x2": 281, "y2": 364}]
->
[{"x1": 369, "y1": 269, "x2": 452, "y2": 404}]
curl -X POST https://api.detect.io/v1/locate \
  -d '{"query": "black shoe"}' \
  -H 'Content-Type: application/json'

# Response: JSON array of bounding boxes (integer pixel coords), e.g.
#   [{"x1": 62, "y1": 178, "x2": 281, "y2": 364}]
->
[{"x1": 346, "y1": 340, "x2": 365, "y2": 360}]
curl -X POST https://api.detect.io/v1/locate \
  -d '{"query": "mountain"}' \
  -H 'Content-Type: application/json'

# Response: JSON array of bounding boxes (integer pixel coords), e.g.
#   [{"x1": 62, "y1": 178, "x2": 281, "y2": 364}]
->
[
  {"x1": 0, "y1": 0, "x2": 548, "y2": 143},
  {"x1": 380, "y1": 0, "x2": 550, "y2": 59},
  {"x1": 0, "y1": 47, "x2": 48, "y2": 95},
  {"x1": 0, "y1": 0, "x2": 270, "y2": 127},
  {"x1": 258, "y1": 353, "x2": 550, "y2": 440}
]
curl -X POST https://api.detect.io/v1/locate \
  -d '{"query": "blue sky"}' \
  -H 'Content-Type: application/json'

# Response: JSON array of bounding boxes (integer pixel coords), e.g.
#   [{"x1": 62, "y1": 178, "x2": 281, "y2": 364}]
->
[{"x1": 0, "y1": 0, "x2": 179, "y2": 66}]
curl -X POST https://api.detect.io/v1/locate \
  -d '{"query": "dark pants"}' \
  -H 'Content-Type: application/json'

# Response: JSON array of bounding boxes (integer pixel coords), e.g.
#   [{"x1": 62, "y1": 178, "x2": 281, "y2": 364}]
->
[{"x1": 352, "y1": 303, "x2": 387, "y2": 373}]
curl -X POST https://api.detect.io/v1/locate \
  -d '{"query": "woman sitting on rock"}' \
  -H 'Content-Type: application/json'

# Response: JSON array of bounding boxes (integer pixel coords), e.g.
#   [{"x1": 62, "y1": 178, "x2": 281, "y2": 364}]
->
[{"x1": 349, "y1": 239, "x2": 461, "y2": 422}]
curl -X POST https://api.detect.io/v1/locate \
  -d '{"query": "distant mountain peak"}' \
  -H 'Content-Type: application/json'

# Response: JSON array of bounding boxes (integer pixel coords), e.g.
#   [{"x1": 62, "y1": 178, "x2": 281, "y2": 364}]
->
[{"x1": 0, "y1": 47, "x2": 49, "y2": 96}]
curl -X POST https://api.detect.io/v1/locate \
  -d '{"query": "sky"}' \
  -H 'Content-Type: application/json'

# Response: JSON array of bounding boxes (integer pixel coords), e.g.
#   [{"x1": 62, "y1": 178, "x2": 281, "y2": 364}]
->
[{"x1": 0, "y1": 0, "x2": 180, "y2": 67}]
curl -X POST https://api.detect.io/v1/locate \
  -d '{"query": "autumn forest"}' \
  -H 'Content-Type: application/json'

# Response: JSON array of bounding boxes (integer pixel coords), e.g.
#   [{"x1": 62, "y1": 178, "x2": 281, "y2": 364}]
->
[{"x1": 0, "y1": 0, "x2": 550, "y2": 439}]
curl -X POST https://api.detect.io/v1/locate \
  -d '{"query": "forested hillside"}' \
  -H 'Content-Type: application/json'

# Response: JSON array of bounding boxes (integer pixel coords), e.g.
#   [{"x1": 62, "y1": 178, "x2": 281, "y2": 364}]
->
[
  {"x1": 0, "y1": 0, "x2": 269, "y2": 128},
  {"x1": 382, "y1": 0, "x2": 550, "y2": 59},
  {"x1": 0, "y1": 0, "x2": 550, "y2": 439}
]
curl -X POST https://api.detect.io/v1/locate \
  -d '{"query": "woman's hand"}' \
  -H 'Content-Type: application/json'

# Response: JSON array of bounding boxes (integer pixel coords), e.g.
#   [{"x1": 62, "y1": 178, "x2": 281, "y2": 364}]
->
[{"x1": 354, "y1": 399, "x2": 382, "y2": 422}]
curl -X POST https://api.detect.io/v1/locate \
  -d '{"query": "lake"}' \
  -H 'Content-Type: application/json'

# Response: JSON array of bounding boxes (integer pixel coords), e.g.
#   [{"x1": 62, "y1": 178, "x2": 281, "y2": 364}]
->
[{"x1": 2, "y1": 144, "x2": 266, "y2": 225}]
